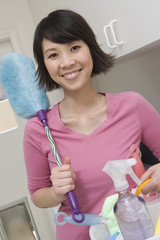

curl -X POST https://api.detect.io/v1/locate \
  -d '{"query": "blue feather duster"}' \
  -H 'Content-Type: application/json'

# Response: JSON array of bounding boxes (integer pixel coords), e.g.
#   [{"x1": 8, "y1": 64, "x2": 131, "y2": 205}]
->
[
  {"x1": 0, "y1": 52, "x2": 84, "y2": 223},
  {"x1": 0, "y1": 52, "x2": 49, "y2": 118}
]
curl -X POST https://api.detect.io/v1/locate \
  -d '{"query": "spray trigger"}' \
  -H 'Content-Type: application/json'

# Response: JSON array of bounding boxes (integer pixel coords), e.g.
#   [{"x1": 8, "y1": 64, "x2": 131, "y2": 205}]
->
[{"x1": 103, "y1": 158, "x2": 142, "y2": 192}]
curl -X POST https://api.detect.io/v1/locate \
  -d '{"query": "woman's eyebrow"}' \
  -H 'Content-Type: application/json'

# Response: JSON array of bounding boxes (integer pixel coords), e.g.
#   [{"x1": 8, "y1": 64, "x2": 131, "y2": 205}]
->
[{"x1": 44, "y1": 48, "x2": 57, "y2": 55}]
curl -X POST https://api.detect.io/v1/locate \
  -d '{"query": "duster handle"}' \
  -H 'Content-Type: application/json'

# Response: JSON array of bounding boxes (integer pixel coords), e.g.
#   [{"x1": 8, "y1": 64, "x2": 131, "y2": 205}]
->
[{"x1": 36, "y1": 110, "x2": 85, "y2": 223}]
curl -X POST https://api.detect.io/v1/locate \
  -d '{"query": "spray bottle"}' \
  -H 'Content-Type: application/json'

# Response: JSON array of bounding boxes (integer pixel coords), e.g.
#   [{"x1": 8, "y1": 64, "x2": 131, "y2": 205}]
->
[{"x1": 103, "y1": 158, "x2": 154, "y2": 240}]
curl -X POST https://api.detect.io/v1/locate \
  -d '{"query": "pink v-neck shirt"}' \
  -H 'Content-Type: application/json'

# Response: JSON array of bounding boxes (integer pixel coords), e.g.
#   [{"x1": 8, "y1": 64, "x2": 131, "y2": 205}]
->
[{"x1": 23, "y1": 92, "x2": 160, "y2": 240}]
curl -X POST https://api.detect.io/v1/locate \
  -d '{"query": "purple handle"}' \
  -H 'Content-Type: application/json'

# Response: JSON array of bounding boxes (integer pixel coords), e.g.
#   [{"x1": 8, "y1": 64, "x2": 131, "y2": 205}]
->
[
  {"x1": 67, "y1": 191, "x2": 79, "y2": 214},
  {"x1": 37, "y1": 109, "x2": 47, "y2": 121},
  {"x1": 37, "y1": 110, "x2": 85, "y2": 223},
  {"x1": 37, "y1": 110, "x2": 48, "y2": 127},
  {"x1": 67, "y1": 190, "x2": 85, "y2": 223}
]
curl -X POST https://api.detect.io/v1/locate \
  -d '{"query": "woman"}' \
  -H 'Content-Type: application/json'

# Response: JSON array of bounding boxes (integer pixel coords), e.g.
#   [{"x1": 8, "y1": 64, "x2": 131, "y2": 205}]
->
[{"x1": 23, "y1": 9, "x2": 160, "y2": 239}]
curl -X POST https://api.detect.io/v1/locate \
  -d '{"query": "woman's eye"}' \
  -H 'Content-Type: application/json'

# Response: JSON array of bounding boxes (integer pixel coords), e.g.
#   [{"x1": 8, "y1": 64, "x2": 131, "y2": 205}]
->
[
  {"x1": 48, "y1": 53, "x2": 58, "y2": 59},
  {"x1": 71, "y1": 45, "x2": 80, "y2": 52}
]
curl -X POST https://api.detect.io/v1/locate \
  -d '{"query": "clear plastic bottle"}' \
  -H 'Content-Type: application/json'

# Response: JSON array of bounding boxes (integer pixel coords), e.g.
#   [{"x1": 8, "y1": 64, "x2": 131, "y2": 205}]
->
[
  {"x1": 103, "y1": 158, "x2": 154, "y2": 240},
  {"x1": 114, "y1": 188, "x2": 154, "y2": 240}
]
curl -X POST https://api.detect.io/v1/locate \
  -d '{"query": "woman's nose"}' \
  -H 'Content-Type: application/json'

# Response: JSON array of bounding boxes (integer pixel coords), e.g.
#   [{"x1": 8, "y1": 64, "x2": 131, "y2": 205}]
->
[{"x1": 60, "y1": 54, "x2": 76, "y2": 68}]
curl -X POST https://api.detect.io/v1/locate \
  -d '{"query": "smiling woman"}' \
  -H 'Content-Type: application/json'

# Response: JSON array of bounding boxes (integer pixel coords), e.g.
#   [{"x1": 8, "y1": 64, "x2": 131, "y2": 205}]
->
[
  {"x1": 33, "y1": 9, "x2": 114, "y2": 91},
  {"x1": 23, "y1": 9, "x2": 160, "y2": 240},
  {"x1": 42, "y1": 39, "x2": 93, "y2": 93}
]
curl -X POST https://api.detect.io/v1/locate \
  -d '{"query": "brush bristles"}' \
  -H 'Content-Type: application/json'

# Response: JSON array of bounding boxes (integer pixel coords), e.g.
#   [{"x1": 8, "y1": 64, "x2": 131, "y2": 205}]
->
[{"x1": 0, "y1": 53, "x2": 49, "y2": 118}]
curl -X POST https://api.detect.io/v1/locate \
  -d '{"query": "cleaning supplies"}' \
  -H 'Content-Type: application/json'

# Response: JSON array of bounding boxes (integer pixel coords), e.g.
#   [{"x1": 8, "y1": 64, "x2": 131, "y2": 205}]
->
[
  {"x1": 0, "y1": 52, "x2": 84, "y2": 223},
  {"x1": 131, "y1": 144, "x2": 160, "y2": 203},
  {"x1": 135, "y1": 177, "x2": 160, "y2": 232},
  {"x1": 108, "y1": 232, "x2": 121, "y2": 240},
  {"x1": 154, "y1": 215, "x2": 160, "y2": 236},
  {"x1": 130, "y1": 144, "x2": 145, "y2": 178},
  {"x1": 89, "y1": 194, "x2": 119, "y2": 240},
  {"x1": 135, "y1": 178, "x2": 152, "y2": 197},
  {"x1": 0, "y1": 53, "x2": 49, "y2": 118},
  {"x1": 89, "y1": 223, "x2": 110, "y2": 240},
  {"x1": 101, "y1": 194, "x2": 119, "y2": 235},
  {"x1": 103, "y1": 158, "x2": 154, "y2": 240},
  {"x1": 54, "y1": 212, "x2": 108, "y2": 226}
]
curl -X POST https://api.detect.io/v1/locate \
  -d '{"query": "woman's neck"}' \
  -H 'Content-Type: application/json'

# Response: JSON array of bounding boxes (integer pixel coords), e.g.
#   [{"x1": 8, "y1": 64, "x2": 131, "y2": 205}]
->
[
  {"x1": 58, "y1": 88, "x2": 107, "y2": 135},
  {"x1": 59, "y1": 86, "x2": 101, "y2": 117}
]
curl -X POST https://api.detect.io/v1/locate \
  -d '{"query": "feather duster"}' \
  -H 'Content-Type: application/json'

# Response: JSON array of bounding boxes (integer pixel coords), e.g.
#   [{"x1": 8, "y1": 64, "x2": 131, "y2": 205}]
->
[
  {"x1": 0, "y1": 52, "x2": 49, "y2": 118},
  {"x1": 0, "y1": 52, "x2": 84, "y2": 223}
]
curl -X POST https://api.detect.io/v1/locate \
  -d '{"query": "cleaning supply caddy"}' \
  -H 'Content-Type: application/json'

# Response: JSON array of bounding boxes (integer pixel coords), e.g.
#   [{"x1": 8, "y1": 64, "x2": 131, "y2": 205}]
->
[
  {"x1": 89, "y1": 158, "x2": 160, "y2": 240},
  {"x1": 103, "y1": 158, "x2": 154, "y2": 239}
]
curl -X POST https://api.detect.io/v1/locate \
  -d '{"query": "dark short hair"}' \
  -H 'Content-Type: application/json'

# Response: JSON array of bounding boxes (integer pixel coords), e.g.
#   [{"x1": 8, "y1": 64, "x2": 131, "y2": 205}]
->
[{"x1": 33, "y1": 9, "x2": 114, "y2": 91}]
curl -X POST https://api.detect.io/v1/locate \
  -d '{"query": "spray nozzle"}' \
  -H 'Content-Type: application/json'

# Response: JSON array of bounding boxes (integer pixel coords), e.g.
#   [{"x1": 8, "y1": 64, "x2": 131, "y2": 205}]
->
[{"x1": 103, "y1": 158, "x2": 142, "y2": 191}]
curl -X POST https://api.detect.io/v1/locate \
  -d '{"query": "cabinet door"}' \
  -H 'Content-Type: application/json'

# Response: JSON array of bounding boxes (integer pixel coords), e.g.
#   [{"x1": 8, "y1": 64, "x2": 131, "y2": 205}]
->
[
  {"x1": 64, "y1": 0, "x2": 113, "y2": 53},
  {"x1": 106, "y1": 0, "x2": 160, "y2": 58}
]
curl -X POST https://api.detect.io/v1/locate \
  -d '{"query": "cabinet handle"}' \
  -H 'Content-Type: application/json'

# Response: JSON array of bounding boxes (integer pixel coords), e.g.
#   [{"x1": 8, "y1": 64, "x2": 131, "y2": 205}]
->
[
  {"x1": 103, "y1": 24, "x2": 116, "y2": 49},
  {"x1": 110, "y1": 19, "x2": 124, "y2": 45}
]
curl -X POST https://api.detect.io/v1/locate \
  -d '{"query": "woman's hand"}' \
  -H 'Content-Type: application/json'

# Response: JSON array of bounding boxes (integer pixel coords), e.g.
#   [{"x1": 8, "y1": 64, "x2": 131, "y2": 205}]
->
[
  {"x1": 140, "y1": 163, "x2": 160, "y2": 194},
  {"x1": 50, "y1": 157, "x2": 76, "y2": 202}
]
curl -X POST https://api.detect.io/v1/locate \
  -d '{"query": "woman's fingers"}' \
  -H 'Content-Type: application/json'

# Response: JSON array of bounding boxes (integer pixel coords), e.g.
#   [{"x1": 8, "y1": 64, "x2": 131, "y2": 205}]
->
[
  {"x1": 50, "y1": 157, "x2": 76, "y2": 196},
  {"x1": 140, "y1": 163, "x2": 160, "y2": 194}
]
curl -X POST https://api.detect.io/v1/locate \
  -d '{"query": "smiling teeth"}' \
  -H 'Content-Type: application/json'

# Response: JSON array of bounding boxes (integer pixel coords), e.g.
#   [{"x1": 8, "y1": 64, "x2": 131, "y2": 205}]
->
[{"x1": 64, "y1": 71, "x2": 79, "y2": 79}]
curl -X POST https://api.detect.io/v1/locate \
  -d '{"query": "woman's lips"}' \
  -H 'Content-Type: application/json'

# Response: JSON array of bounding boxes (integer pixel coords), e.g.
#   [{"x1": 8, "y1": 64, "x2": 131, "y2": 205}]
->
[{"x1": 62, "y1": 69, "x2": 82, "y2": 80}]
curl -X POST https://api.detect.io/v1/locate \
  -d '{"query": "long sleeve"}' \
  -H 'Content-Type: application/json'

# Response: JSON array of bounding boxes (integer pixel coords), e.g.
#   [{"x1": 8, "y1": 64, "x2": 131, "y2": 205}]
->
[{"x1": 135, "y1": 92, "x2": 160, "y2": 160}]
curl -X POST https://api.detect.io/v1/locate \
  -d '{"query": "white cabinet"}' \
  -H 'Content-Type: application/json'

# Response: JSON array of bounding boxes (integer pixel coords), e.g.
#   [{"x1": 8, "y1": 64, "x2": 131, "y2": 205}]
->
[
  {"x1": 53, "y1": 0, "x2": 113, "y2": 54},
  {"x1": 78, "y1": 0, "x2": 160, "y2": 59},
  {"x1": 104, "y1": 0, "x2": 160, "y2": 58},
  {"x1": 28, "y1": 0, "x2": 160, "y2": 59},
  {"x1": 76, "y1": 0, "x2": 112, "y2": 54}
]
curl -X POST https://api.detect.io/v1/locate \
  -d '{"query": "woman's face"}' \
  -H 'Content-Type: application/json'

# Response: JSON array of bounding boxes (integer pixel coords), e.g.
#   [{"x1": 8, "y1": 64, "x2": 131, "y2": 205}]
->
[{"x1": 42, "y1": 39, "x2": 93, "y2": 93}]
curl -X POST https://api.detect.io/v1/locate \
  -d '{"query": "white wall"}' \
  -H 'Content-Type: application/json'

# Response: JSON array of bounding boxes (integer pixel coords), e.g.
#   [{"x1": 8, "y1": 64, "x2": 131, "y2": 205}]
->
[
  {"x1": 0, "y1": 0, "x2": 35, "y2": 58},
  {"x1": 93, "y1": 47, "x2": 160, "y2": 112},
  {"x1": 0, "y1": 1, "x2": 56, "y2": 239}
]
